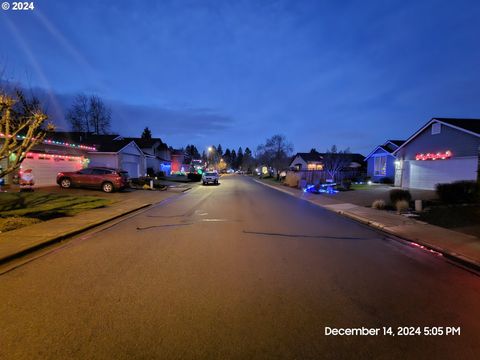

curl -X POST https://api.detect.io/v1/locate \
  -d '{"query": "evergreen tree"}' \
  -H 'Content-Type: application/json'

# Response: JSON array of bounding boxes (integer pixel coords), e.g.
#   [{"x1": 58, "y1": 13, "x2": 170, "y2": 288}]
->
[
  {"x1": 224, "y1": 148, "x2": 232, "y2": 167},
  {"x1": 231, "y1": 149, "x2": 237, "y2": 169},
  {"x1": 237, "y1": 147, "x2": 244, "y2": 169},
  {"x1": 217, "y1": 144, "x2": 223, "y2": 157},
  {"x1": 141, "y1": 127, "x2": 152, "y2": 140},
  {"x1": 243, "y1": 147, "x2": 253, "y2": 171}
]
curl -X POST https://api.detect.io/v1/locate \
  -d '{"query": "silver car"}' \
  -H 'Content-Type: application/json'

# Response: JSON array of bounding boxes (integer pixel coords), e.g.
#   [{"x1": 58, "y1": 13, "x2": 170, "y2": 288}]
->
[{"x1": 202, "y1": 171, "x2": 219, "y2": 185}]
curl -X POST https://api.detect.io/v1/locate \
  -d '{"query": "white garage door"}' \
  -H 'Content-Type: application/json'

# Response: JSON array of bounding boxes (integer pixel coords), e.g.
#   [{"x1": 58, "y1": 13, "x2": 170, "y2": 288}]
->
[
  {"x1": 21, "y1": 157, "x2": 84, "y2": 187},
  {"x1": 121, "y1": 161, "x2": 139, "y2": 178},
  {"x1": 408, "y1": 157, "x2": 478, "y2": 190}
]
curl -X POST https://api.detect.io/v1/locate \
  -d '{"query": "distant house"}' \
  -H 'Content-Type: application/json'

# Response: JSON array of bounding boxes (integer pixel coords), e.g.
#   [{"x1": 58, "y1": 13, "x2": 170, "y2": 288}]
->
[
  {"x1": 171, "y1": 150, "x2": 188, "y2": 173},
  {"x1": 88, "y1": 139, "x2": 146, "y2": 178},
  {"x1": 365, "y1": 140, "x2": 404, "y2": 182},
  {"x1": 393, "y1": 118, "x2": 480, "y2": 190},
  {"x1": 289, "y1": 152, "x2": 365, "y2": 171},
  {"x1": 114, "y1": 136, "x2": 172, "y2": 175},
  {"x1": 289, "y1": 152, "x2": 324, "y2": 170},
  {"x1": 42, "y1": 132, "x2": 148, "y2": 179}
]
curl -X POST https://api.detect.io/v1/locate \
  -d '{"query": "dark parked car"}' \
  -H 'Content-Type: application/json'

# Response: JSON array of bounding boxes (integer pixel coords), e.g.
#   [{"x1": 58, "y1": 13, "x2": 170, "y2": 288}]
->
[{"x1": 56, "y1": 167, "x2": 129, "y2": 193}]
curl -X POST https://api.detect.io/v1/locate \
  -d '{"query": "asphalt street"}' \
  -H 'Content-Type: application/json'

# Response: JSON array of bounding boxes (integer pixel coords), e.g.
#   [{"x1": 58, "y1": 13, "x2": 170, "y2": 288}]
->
[{"x1": 0, "y1": 175, "x2": 479, "y2": 359}]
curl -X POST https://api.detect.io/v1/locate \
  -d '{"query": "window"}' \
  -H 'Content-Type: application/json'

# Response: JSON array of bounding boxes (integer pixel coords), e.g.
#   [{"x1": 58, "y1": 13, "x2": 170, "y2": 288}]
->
[
  {"x1": 374, "y1": 156, "x2": 387, "y2": 176},
  {"x1": 92, "y1": 169, "x2": 109, "y2": 175},
  {"x1": 307, "y1": 163, "x2": 323, "y2": 170},
  {"x1": 78, "y1": 168, "x2": 93, "y2": 175},
  {"x1": 431, "y1": 122, "x2": 441, "y2": 135}
]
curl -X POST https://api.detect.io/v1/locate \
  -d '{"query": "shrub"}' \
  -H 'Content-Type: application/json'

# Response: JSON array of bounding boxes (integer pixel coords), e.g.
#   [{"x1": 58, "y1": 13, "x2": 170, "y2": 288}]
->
[
  {"x1": 284, "y1": 172, "x2": 300, "y2": 188},
  {"x1": 395, "y1": 199, "x2": 409, "y2": 213},
  {"x1": 436, "y1": 181, "x2": 478, "y2": 204},
  {"x1": 372, "y1": 199, "x2": 386, "y2": 210},
  {"x1": 389, "y1": 189, "x2": 411, "y2": 205},
  {"x1": 379, "y1": 177, "x2": 393, "y2": 184},
  {"x1": 341, "y1": 179, "x2": 352, "y2": 190}
]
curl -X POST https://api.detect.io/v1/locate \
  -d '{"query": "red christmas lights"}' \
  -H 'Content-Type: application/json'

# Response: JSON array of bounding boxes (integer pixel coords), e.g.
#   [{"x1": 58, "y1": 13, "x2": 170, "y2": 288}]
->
[
  {"x1": 26, "y1": 152, "x2": 84, "y2": 161},
  {"x1": 415, "y1": 150, "x2": 452, "y2": 161}
]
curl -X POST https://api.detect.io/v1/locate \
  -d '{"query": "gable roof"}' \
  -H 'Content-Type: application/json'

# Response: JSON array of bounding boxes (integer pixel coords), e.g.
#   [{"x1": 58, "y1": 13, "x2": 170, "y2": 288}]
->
[
  {"x1": 114, "y1": 136, "x2": 166, "y2": 149},
  {"x1": 432, "y1": 118, "x2": 480, "y2": 135},
  {"x1": 393, "y1": 118, "x2": 480, "y2": 155},
  {"x1": 387, "y1": 140, "x2": 405, "y2": 147},
  {"x1": 365, "y1": 140, "x2": 405, "y2": 160},
  {"x1": 46, "y1": 132, "x2": 119, "y2": 147},
  {"x1": 364, "y1": 145, "x2": 395, "y2": 160},
  {"x1": 93, "y1": 139, "x2": 142, "y2": 153},
  {"x1": 291, "y1": 152, "x2": 323, "y2": 163}
]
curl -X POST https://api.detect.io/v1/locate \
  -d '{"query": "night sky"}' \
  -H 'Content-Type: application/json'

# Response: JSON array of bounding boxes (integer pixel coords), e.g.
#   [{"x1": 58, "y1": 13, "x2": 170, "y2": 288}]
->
[{"x1": 1, "y1": 0, "x2": 479, "y2": 154}]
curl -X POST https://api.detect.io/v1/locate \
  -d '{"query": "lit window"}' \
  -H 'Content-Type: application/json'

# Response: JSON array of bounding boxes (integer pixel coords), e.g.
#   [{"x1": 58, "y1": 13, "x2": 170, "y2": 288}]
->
[
  {"x1": 374, "y1": 156, "x2": 386, "y2": 176},
  {"x1": 307, "y1": 163, "x2": 323, "y2": 170}
]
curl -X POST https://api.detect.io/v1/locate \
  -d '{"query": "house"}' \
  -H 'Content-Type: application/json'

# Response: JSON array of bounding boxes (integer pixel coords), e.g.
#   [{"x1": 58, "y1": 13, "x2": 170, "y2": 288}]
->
[
  {"x1": 114, "y1": 136, "x2": 172, "y2": 175},
  {"x1": 0, "y1": 132, "x2": 94, "y2": 186},
  {"x1": 42, "y1": 132, "x2": 148, "y2": 179},
  {"x1": 393, "y1": 118, "x2": 480, "y2": 190},
  {"x1": 365, "y1": 140, "x2": 405, "y2": 182},
  {"x1": 88, "y1": 139, "x2": 146, "y2": 179},
  {"x1": 289, "y1": 152, "x2": 324, "y2": 170},
  {"x1": 289, "y1": 152, "x2": 365, "y2": 172},
  {"x1": 171, "y1": 150, "x2": 189, "y2": 173}
]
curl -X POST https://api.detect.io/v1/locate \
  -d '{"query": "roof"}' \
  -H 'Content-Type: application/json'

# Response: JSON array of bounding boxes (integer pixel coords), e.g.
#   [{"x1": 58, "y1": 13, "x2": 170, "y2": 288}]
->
[
  {"x1": 387, "y1": 140, "x2": 405, "y2": 147},
  {"x1": 115, "y1": 136, "x2": 166, "y2": 149},
  {"x1": 93, "y1": 139, "x2": 135, "y2": 153},
  {"x1": 291, "y1": 152, "x2": 323, "y2": 163},
  {"x1": 47, "y1": 132, "x2": 119, "y2": 147},
  {"x1": 364, "y1": 140, "x2": 405, "y2": 160},
  {"x1": 432, "y1": 118, "x2": 480, "y2": 135},
  {"x1": 393, "y1": 118, "x2": 480, "y2": 154}
]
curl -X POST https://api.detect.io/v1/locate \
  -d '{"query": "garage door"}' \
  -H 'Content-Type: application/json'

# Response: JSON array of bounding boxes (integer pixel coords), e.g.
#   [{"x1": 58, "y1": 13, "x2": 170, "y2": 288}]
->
[
  {"x1": 121, "y1": 161, "x2": 139, "y2": 179},
  {"x1": 21, "y1": 157, "x2": 84, "y2": 187},
  {"x1": 408, "y1": 157, "x2": 478, "y2": 190}
]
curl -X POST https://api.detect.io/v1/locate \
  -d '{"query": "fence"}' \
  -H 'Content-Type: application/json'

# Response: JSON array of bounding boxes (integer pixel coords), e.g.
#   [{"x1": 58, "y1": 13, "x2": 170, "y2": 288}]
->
[{"x1": 288, "y1": 169, "x2": 365, "y2": 185}]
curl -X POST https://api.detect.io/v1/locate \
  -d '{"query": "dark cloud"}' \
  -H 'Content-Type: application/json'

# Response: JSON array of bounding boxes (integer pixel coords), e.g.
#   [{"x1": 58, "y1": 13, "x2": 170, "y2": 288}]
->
[{"x1": 2, "y1": 84, "x2": 235, "y2": 147}]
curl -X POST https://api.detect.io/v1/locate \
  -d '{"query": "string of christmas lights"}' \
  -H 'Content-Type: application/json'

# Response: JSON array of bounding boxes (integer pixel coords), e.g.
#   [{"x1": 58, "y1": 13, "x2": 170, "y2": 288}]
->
[{"x1": 0, "y1": 133, "x2": 96, "y2": 151}]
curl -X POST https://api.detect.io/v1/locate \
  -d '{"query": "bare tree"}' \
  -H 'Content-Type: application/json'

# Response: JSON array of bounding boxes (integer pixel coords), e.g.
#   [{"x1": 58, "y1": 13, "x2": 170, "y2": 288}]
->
[
  {"x1": 0, "y1": 90, "x2": 48, "y2": 178},
  {"x1": 256, "y1": 134, "x2": 293, "y2": 178},
  {"x1": 322, "y1": 145, "x2": 351, "y2": 181},
  {"x1": 89, "y1": 95, "x2": 111, "y2": 134},
  {"x1": 66, "y1": 94, "x2": 90, "y2": 132},
  {"x1": 66, "y1": 94, "x2": 111, "y2": 134}
]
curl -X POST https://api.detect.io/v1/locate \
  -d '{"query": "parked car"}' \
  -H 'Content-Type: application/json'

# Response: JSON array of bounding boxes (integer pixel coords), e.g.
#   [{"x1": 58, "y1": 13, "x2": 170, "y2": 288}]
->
[
  {"x1": 202, "y1": 171, "x2": 219, "y2": 185},
  {"x1": 57, "y1": 167, "x2": 129, "y2": 193}
]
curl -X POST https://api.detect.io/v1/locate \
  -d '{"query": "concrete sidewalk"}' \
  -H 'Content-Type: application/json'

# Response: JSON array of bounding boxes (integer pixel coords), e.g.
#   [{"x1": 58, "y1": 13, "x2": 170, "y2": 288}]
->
[
  {"x1": 0, "y1": 189, "x2": 183, "y2": 265},
  {"x1": 254, "y1": 178, "x2": 480, "y2": 270}
]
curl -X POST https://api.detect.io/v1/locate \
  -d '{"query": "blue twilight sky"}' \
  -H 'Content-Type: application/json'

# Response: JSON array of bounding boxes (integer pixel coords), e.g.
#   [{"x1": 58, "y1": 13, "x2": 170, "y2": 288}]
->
[{"x1": 1, "y1": 0, "x2": 480, "y2": 154}]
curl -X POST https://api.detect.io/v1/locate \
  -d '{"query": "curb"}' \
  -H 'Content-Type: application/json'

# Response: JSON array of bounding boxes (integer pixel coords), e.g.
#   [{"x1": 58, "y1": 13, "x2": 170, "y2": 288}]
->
[
  {"x1": 0, "y1": 203, "x2": 152, "y2": 266},
  {"x1": 252, "y1": 178, "x2": 480, "y2": 272}
]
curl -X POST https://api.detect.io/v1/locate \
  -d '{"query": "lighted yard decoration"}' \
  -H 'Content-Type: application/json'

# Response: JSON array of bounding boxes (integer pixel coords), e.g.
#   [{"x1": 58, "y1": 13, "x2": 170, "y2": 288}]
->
[{"x1": 0, "y1": 91, "x2": 48, "y2": 179}]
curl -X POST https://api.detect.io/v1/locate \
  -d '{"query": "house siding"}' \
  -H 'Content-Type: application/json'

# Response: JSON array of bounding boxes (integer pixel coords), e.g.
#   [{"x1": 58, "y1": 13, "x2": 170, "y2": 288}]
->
[
  {"x1": 396, "y1": 123, "x2": 480, "y2": 160},
  {"x1": 289, "y1": 155, "x2": 308, "y2": 170},
  {"x1": 395, "y1": 122, "x2": 480, "y2": 189}
]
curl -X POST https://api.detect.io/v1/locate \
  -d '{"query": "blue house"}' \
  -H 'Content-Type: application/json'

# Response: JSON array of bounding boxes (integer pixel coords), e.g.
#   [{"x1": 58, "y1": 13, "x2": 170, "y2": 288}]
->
[{"x1": 365, "y1": 140, "x2": 404, "y2": 183}]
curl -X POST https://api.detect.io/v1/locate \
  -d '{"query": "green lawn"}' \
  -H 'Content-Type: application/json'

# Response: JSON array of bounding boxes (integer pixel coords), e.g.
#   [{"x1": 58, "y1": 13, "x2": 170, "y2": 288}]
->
[{"x1": 0, "y1": 192, "x2": 111, "y2": 232}]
